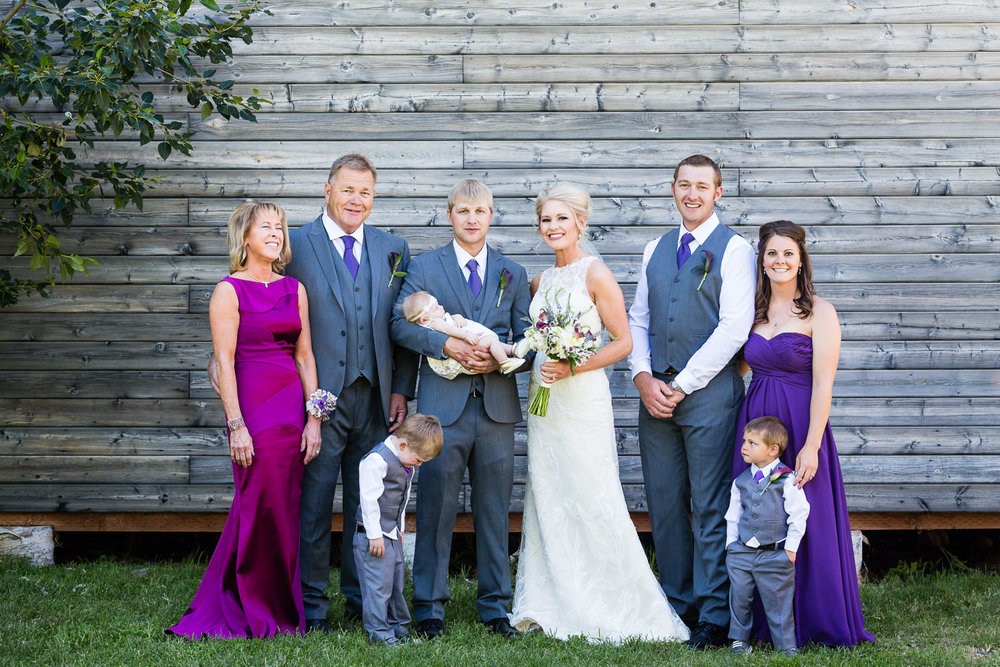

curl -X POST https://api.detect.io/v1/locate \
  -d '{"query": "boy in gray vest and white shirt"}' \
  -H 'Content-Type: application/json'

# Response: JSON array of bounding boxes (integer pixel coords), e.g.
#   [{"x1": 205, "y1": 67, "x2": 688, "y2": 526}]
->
[
  {"x1": 355, "y1": 413, "x2": 443, "y2": 645},
  {"x1": 726, "y1": 416, "x2": 809, "y2": 657}
]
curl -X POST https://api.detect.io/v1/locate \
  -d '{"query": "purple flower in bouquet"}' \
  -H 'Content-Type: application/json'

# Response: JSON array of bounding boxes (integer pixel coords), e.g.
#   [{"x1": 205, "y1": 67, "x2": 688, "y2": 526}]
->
[{"x1": 519, "y1": 288, "x2": 601, "y2": 416}]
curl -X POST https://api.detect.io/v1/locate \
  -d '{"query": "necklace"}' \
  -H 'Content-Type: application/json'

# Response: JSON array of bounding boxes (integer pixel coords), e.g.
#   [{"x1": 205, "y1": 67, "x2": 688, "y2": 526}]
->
[
  {"x1": 768, "y1": 300, "x2": 796, "y2": 331},
  {"x1": 245, "y1": 268, "x2": 274, "y2": 287}
]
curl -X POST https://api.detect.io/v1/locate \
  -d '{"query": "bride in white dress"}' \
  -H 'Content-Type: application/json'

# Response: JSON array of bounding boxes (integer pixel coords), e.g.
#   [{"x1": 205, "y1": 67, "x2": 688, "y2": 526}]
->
[{"x1": 509, "y1": 183, "x2": 689, "y2": 643}]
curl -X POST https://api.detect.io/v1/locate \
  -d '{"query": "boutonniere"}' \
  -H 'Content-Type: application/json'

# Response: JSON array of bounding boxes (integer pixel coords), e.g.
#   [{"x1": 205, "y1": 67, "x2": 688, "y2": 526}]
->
[
  {"x1": 496, "y1": 268, "x2": 513, "y2": 307},
  {"x1": 691, "y1": 249, "x2": 714, "y2": 291},
  {"x1": 387, "y1": 251, "x2": 407, "y2": 288},
  {"x1": 758, "y1": 466, "x2": 794, "y2": 494}
]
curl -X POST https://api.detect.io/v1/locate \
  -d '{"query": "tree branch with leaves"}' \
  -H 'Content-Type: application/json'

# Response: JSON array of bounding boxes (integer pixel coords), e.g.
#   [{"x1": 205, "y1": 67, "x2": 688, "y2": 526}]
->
[{"x1": 0, "y1": 0, "x2": 269, "y2": 306}]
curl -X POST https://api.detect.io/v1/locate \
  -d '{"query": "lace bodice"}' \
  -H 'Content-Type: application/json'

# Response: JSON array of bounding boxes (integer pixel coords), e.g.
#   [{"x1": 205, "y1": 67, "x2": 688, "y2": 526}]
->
[{"x1": 530, "y1": 255, "x2": 603, "y2": 336}]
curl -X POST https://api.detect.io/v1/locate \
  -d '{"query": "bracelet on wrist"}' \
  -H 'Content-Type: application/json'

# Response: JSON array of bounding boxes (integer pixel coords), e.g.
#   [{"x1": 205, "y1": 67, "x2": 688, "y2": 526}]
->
[
  {"x1": 306, "y1": 389, "x2": 338, "y2": 421},
  {"x1": 226, "y1": 415, "x2": 245, "y2": 431}
]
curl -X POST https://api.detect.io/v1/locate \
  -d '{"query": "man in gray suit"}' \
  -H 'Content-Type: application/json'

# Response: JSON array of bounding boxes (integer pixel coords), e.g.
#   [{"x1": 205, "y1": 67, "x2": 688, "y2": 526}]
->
[
  {"x1": 286, "y1": 153, "x2": 418, "y2": 632},
  {"x1": 628, "y1": 155, "x2": 756, "y2": 649},
  {"x1": 390, "y1": 179, "x2": 531, "y2": 639}
]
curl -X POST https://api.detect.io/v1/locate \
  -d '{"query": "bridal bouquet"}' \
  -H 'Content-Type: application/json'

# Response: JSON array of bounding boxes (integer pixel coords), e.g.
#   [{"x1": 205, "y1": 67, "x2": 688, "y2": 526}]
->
[{"x1": 517, "y1": 288, "x2": 601, "y2": 417}]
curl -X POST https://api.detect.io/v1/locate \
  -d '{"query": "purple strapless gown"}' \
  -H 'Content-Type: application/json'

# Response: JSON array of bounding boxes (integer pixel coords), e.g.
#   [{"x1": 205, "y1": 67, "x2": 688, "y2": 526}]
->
[
  {"x1": 733, "y1": 332, "x2": 874, "y2": 647},
  {"x1": 168, "y1": 276, "x2": 306, "y2": 638}
]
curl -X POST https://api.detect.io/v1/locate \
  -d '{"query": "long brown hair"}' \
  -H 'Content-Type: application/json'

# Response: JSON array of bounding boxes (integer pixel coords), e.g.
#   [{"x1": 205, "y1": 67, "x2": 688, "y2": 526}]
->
[{"x1": 754, "y1": 220, "x2": 815, "y2": 326}]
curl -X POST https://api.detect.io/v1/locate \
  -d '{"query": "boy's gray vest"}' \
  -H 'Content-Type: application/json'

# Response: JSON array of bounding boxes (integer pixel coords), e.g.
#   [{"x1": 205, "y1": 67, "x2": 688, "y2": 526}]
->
[
  {"x1": 645, "y1": 223, "x2": 738, "y2": 374},
  {"x1": 329, "y1": 242, "x2": 377, "y2": 386},
  {"x1": 355, "y1": 442, "x2": 412, "y2": 535},
  {"x1": 735, "y1": 467, "x2": 792, "y2": 546}
]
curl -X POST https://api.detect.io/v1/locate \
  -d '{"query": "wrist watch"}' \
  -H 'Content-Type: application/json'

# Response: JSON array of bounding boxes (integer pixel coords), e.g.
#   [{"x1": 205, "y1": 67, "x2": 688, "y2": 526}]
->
[{"x1": 668, "y1": 379, "x2": 686, "y2": 394}]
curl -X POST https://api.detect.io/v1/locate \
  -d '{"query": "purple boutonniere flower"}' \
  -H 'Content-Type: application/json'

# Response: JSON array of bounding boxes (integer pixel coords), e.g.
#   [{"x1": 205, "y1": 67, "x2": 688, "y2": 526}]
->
[
  {"x1": 387, "y1": 251, "x2": 407, "y2": 288},
  {"x1": 759, "y1": 466, "x2": 794, "y2": 493},
  {"x1": 497, "y1": 268, "x2": 513, "y2": 307},
  {"x1": 692, "y1": 249, "x2": 714, "y2": 291}
]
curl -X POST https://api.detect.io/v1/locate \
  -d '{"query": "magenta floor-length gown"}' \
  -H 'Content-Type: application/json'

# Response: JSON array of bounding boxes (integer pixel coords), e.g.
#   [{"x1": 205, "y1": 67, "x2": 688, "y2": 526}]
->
[
  {"x1": 168, "y1": 276, "x2": 306, "y2": 639},
  {"x1": 733, "y1": 332, "x2": 874, "y2": 647}
]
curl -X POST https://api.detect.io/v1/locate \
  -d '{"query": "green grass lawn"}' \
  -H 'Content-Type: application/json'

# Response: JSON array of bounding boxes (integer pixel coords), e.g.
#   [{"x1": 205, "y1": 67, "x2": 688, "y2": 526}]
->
[{"x1": 1, "y1": 557, "x2": 998, "y2": 666}]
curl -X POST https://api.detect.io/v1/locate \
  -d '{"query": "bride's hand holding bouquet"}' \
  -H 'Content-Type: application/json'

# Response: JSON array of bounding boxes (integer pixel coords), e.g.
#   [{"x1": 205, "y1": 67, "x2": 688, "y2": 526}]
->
[{"x1": 515, "y1": 287, "x2": 600, "y2": 416}]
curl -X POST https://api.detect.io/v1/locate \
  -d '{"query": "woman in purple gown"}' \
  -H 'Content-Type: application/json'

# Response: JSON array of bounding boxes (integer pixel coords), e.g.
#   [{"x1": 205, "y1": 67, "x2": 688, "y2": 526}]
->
[
  {"x1": 733, "y1": 220, "x2": 874, "y2": 648},
  {"x1": 168, "y1": 201, "x2": 322, "y2": 639}
]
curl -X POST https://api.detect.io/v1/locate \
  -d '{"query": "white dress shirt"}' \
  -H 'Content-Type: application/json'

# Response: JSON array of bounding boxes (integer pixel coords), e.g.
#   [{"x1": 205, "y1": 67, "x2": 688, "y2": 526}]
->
[
  {"x1": 627, "y1": 212, "x2": 756, "y2": 393},
  {"x1": 725, "y1": 459, "x2": 810, "y2": 552},
  {"x1": 453, "y1": 239, "x2": 488, "y2": 286},
  {"x1": 322, "y1": 210, "x2": 364, "y2": 264},
  {"x1": 358, "y1": 436, "x2": 412, "y2": 540}
]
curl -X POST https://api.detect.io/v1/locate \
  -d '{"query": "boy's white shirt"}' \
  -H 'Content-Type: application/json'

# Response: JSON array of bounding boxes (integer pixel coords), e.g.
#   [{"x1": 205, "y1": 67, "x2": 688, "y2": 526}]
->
[
  {"x1": 358, "y1": 435, "x2": 412, "y2": 540},
  {"x1": 725, "y1": 458, "x2": 810, "y2": 553}
]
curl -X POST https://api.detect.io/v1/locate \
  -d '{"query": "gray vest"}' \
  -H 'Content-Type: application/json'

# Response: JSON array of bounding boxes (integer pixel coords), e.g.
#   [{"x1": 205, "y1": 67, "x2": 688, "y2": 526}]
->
[
  {"x1": 735, "y1": 466, "x2": 792, "y2": 546},
  {"x1": 354, "y1": 442, "x2": 413, "y2": 534},
  {"x1": 330, "y1": 241, "x2": 377, "y2": 386},
  {"x1": 646, "y1": 223, "x2": 737, "y2": 374}
]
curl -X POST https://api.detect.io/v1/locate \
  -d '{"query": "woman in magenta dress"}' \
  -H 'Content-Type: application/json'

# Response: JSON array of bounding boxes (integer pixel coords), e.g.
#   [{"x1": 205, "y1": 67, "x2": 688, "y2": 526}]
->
[
  {"x1": 733, "y1": 220, "x2": 874, "y2": 648},
  {"x1": 168, "y1": 201, "x2": 323, "y2": 639}
]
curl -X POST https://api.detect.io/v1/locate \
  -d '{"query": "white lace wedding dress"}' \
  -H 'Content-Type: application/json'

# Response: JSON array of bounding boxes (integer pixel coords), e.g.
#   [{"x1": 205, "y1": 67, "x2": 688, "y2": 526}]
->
[{"x1": 508, "y1": 256, "x2": 689, "y2": 643}]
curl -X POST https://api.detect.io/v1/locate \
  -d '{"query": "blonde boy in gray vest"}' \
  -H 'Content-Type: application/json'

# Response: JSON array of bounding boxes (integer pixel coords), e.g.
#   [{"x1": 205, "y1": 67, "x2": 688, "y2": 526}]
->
[
  {"x1": 726, "y1": 416, "x2": 809, "y2": 657},
  {"x1": 355, "y1": 414, "x2": 443, "y2": 645}
]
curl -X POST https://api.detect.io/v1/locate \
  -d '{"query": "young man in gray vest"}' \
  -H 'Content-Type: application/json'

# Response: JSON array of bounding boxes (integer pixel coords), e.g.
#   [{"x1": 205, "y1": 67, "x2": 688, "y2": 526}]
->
[
  {"x1": 628, "y1": 154, "x2": 756, "y2": 649},
  {"x1": 286, "y1": 154, "x2": 418, "y2": 632},
  {"x1": 726, "y1": 416, "x2": 809, "y2": 657},
  {"x1": 355, "y1": 413, "x2": 443, "y2": 646}
]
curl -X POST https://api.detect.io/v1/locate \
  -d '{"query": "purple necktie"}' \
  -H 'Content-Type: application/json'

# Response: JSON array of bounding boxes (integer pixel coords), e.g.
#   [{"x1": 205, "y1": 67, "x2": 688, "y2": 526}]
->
[
  {"x1": 466, "y1": 259, "x2": 482, "y2": 298},
  {"x1": 677, "y1": 232, "x2": 695, "y2": 269},
  {"x1": 753, "y1": 470, "x2": 765, "y2": 484},
  {"x1": 341, "y1": 235, "x2": 359, "y2": 280}
]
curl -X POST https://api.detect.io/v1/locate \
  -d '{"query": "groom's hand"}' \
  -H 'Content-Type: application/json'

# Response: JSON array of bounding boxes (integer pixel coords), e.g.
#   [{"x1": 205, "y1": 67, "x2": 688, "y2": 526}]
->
[
  {"x1": 634, "y1": 372, "x2": 676, "y2": 419},
  {"x1": 443, "y1": 337, "x2": 499, "y2": 373}
]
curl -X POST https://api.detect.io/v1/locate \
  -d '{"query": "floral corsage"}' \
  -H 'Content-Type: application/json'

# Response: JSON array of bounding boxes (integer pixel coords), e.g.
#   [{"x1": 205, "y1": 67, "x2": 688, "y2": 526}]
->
[{"x1": 306, "y1": 389, "x2": 338, "y2": 421}]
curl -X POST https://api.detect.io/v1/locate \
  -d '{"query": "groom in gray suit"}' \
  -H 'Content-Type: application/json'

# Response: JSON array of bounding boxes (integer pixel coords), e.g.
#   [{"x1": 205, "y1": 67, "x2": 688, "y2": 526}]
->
[
  {"x1": 628, "y1": 155, "x2": 756, "y2": 649},
  {"x1": 286, "y1": 154, "x2": 418, "y2": 632},
  {"x1": 390, "y1": 179, "x2": 531, "y2": 639}
]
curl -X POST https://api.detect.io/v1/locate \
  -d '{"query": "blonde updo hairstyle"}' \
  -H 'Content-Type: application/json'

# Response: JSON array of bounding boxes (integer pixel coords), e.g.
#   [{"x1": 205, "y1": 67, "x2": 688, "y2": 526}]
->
[
  {"x1": 227, "y1": 201, "x2": 292, "y2": 274},
  {"x1": 534, "y1": 182, "x2": 591, "y2": 234}
]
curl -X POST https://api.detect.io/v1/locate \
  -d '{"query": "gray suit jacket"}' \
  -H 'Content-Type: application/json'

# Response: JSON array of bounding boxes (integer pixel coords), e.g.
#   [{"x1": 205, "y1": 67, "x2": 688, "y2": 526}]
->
[
  {"x1": 286, "y1": 215, "x2": 418, "y2": 423},
  {"x1": 390, "y1": 243, "x2": 531, "y2": 426}
]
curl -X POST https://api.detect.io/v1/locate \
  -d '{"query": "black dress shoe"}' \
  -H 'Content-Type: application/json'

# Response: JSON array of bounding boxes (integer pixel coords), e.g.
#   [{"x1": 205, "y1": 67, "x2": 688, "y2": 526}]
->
[
  {"x1": 413, "y1": 618, "x2": 445, "y2": 639},
  {"x1": 305, "y1": 618, "x2": 332, "y2": 634},
  {"x1": 687, "y1": 621, "x2": 727, "y2": 650},
  {"x1": 484, "y1": 618, "x2": 519, "y2": 639}
]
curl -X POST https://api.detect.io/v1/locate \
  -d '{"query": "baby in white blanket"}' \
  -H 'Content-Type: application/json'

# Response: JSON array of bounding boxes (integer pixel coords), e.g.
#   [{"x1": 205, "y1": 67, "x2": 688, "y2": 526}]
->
[{"x1": 402, "y1": 291, "x2": 525, "y2": 378}]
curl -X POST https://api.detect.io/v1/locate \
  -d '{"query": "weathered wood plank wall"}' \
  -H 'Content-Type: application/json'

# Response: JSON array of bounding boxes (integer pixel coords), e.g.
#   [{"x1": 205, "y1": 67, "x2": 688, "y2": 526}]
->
[{"x1": 2, "y1": 0, "x2": 999, "y2": 527}]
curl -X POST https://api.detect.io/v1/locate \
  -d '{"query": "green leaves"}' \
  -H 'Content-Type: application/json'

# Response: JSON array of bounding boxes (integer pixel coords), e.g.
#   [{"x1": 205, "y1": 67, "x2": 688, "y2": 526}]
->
[{"x1": 0, "y1": 0, "x2": 267, "y2": 305}]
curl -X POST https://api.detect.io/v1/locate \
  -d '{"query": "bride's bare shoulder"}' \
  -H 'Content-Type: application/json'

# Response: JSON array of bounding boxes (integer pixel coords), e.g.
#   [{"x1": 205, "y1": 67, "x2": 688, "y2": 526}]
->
[{"x1": 529, "y1": 272, "x2": 542, "y2": 296}]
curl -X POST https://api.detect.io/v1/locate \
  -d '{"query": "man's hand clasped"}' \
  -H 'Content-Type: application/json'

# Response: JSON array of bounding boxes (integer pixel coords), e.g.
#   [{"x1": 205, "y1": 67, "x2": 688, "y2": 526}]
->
[{"x1": 634, "y1": 372, "x2": 686, "y2": 419}]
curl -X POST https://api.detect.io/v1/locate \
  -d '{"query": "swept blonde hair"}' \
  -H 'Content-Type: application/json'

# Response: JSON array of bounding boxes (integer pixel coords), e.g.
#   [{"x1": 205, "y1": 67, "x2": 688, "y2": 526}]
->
[
  {"x1": 227, "y1": 201, "x2": 291, "y2": 274},
  {"x1": 534, "y1": 182, "x2": 591, "y2": 228}
]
